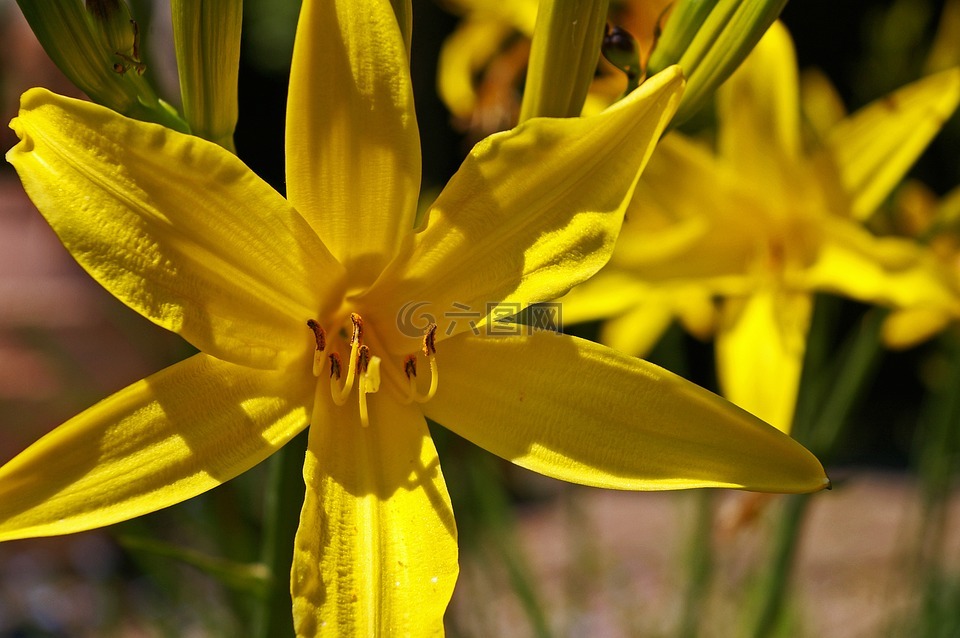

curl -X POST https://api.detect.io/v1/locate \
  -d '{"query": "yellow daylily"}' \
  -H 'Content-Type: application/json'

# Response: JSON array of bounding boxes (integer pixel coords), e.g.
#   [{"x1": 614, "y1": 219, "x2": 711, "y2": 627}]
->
[
  {"x1": 882, "y1": 181, "x2": 960, "y2": 348},
  {"x1": 4, "y1": 1, "x2": 828, "y2": 635},
  {"x1": 561, "y1": 21, "x2": 959, "y2": 433}
]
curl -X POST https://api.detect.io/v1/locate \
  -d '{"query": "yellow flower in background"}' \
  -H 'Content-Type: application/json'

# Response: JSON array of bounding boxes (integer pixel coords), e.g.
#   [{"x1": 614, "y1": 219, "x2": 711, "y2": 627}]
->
[
  {"x1": 562, "y1": 21, "x2": 959, "y2": 433},
  {"x1": 882, "y1": 181, "x2": 960, "y2": 348},
  {"x1": 437, "y1": 0, "x2": 671, "y2": 135},
  {"x1": 3, "y1": 0, "x2": 829, "y2": 635}
]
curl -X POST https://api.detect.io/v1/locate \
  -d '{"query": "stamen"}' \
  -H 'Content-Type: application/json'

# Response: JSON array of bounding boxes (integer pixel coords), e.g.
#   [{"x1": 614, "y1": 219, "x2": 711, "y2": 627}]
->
[
  {"x1": 405, "y1": 325, "x2": 439, "y2": 404},
  {"x1": 330, "y1": 315, "x2": 363, "y2": 406},
  {"x1": 307, "y1": 319, "x2": 326, "y2": 377},
  {"x1": 357, "y1": 353, "x2": 381, "y2": 428}
]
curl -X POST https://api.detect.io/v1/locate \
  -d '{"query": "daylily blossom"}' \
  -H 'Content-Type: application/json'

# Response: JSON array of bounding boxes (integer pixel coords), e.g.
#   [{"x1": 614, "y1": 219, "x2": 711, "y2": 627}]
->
[
  {"x1": 881, "y1": 181, "x2": 960, "y2": 348},
  {"x1": 561, "y1": 22, "x2": 960, "y2": 432},
  {"x1": 3, "y1": 1, "x2": 828, "y2": 634}
]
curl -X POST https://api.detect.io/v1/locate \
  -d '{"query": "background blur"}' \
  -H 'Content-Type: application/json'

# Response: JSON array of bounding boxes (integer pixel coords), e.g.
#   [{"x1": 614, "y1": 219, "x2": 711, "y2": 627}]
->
[{"x1": 0, "y1": 0, "x2": 958, "y2": 636}]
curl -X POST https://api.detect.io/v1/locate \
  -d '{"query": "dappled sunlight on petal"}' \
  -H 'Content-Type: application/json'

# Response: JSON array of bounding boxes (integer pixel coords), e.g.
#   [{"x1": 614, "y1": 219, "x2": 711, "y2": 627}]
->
[{"x1": 366, "y1": 68, "x2": 684, "y2": 353}]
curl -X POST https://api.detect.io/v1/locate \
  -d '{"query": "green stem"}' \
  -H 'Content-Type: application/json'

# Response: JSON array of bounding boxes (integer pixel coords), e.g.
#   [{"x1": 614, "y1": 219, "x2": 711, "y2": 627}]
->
[
  {"x1": 677, "y1": 490, "x2": 714, "y2": 638},
  {"x1": 467, "y1": 457, "x2": 552, "y2": 638},
  {"x1": 747, "y1": 494, "x2": 811, "y2": 638},
  {"x1": 254, "y1": 430, "x2": 309, "y2": 638},
  {"x1": 519, "y1": 0, "x2": 610, "y2": 121},
  {"x1": 747, "y1": 303, "x2": 887, "y2": 638}
]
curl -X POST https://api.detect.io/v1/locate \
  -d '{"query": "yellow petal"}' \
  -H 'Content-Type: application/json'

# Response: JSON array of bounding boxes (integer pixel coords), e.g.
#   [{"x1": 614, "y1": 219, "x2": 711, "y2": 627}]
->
[
  {"x1": 0, "y1": 354, "x2": 312, "y2": 541},
  {"x1": 292, "y1": 393, "x2": 457, "y2": 637},
  {"x1": 800, "y1": 218, "x2": 955, "y2": 309},
  {"x1": 826, "y1": 67, "x2": 960, "y2": 221},
  {"x1": 882, "y1": 306, "x2": 953, "y2": 349},
  {"x1": 717, "y1": 21, "x2": 800, "y2": 177},
  {"x1": 366, "y1": 67, "x2": 685, "y2": 353},
  {"x1": 424, "y1": 331, "x2": 828, "y2": 493},
  {"x1": 556, "y1": 270, "x2": 651, "y2": 325},
  {"x1": 7, "y1": 89, "x2": 344, "y2": 369},
  {"x1": 600, "y1": 303, "x2": 675, "y2": 358},
  {"x1": 715, "y1": 289, "x2": 810, "y2": 434},
  {"x1": 800, "y1": 68, "x2": 847, "y2": 138},
  {"x1": 437, "y1": 16, "x2": 515, "y2": 121},
  {"x1": 285, "y1": 0, "x2": 420, "y2": 289}
]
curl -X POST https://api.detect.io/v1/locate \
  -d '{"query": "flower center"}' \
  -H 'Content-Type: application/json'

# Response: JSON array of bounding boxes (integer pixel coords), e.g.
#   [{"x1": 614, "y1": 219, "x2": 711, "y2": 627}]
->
[{"x1": 305, "y1": 313, "x2": 439, "y2": 427}]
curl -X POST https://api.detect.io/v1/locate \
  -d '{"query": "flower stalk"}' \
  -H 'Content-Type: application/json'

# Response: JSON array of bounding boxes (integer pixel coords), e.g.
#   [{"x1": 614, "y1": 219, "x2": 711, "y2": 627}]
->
[{"x1": 519, "y1": 0, "x2": 611, "y2": 121}]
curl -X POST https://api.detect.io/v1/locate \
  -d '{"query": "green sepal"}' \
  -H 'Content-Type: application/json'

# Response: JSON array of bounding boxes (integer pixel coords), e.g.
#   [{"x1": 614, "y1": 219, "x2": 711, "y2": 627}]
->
[{"x1": 648, "y1": 0, "x2": 787, "y2": 124}]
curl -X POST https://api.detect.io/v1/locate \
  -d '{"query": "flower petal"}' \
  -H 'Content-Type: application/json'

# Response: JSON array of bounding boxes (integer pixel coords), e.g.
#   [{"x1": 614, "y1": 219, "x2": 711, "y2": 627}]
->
[
  {"x1": 286, "y1": 0, "x2": 420, "y2": 288},
  {"x1": 715, "y1": 289, "x2": 810, "y2": 434},
  {"x1": 424, "y1": 332, "x2": 828, "y2": 493},
  {"x1": 366, "y1": 67, "x2": 685, "y2": 352},
  {"x1": 7, "y1": 89, "x2": 344, "y2": 369},
  {"x1": 0, "y1": 354, "x2": 312, "y2": 541},
  {"x1": 826, "y1": 67, "x2": 960, "y2": 221},
  {"x1": 800, "y1": 218, "x2": 955, "y2": 309},
  {"x1": 292, "y1": 393, "x2": 457, "y2": 637}
]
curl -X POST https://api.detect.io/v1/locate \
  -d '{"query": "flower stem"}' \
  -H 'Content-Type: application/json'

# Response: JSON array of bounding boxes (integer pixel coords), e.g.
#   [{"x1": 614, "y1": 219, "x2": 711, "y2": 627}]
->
[
  {"x1": 253, "y1": 429, "x2": 308, "y2": 638},
  {"x1": 747, "y1": 301, "x2": 886, "y2": 637},
  {"x1": 519, "y1": 0, "x2": 610, "y2": 121},
  {"x1": 677, "y1": 490, "x2": 715, "y2": 638}
]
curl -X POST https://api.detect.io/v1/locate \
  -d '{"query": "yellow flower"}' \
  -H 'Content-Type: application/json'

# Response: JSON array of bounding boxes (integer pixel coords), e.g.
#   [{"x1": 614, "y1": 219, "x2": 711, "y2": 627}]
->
[
  {"x1": 3, "y1": 1, "x2": 827, "y2": 634},
  {"x1": 562, "y1": 22, "x2": 960, "y2": 433},
  {"x1": 882, "y1": 181, "x2": 960, "y2": 348}
]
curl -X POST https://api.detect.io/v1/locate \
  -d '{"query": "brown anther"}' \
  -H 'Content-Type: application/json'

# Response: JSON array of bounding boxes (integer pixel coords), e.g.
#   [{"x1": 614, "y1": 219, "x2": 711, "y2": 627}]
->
[
  {"x1": 357, "y1": 345, "x2": 371, "y2": 374},
  {"x1": 422, "y1": 323, "x2": 438, "y2": 357},
  {"x1": 328, "y1": 352, "x2": 343, "y2": 380},
  {"x1": 350, "y1": 313, "x2": 363, "y2": 344},
  {"x1": 403, "y1": 355, "x2": 417, "y2": 380},
  {"x1": 306, "y1": 319, "x2": 326, "y2": 352}
]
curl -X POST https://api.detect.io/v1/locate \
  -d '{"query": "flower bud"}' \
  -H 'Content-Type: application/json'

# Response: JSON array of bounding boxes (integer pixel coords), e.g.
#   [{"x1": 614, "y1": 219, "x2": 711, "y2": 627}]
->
[{"x1": 647, "y1": 0, "x2": 787, "y2": 124}]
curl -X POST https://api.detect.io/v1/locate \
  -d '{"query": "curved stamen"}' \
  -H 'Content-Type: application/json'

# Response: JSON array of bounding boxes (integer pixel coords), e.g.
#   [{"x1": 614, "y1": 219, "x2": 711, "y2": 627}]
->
[
  {"x1": 405, "y1": 324, "x2": 439, "y2": 404},
  {"x1": 330, "y1": 314, "x2": 364, "y2": 406}
]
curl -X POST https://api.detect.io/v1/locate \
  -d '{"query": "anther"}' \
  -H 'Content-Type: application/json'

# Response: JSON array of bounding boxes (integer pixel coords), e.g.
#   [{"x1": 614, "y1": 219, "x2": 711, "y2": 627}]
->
[
  {"x1": 422, "y1": 323, "x2": 437, "y2": 357},
  {"x1": 307, "y1": 319, "x2": 326, "y2": 352},
  {"x1": 307, "y1": 319, "x2": 327, "y2": 377},
  {"x1": 328, "y1": 352, "x2": 342, "y2": 380},
  {"x1": 403, "y1": 355, "x2": 417, "y2": 380},
  {"x1": 350, "y1": 313, "x2": 363, "y2": 344},
  {"x1": 357, "y1": 345, "x2": 371, "y2": 374}
]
